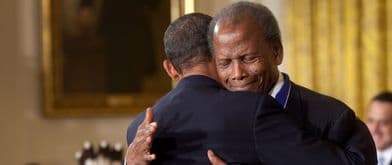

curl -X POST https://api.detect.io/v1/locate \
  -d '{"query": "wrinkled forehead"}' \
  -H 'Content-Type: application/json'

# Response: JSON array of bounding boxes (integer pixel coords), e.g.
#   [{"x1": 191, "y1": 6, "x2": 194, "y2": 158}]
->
[
  {"x1": 214, "y1": 17, "x2": 261, "y2": 40},
  {"x1": 215, "y1": 14, "x2": 259, "y2": 31}
]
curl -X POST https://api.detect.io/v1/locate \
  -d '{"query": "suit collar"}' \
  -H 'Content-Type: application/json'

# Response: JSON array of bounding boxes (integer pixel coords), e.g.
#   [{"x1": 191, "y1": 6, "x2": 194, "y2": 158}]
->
[
  {"x1": 178, "y1": 73, "x2": 293, "y2": 108},
  {"x1": 178, "y1": 74, "x2": 292, "y2": 108},
  {"x1": 177, "y1": 75, "x2": 222, "y2": 89},
  {"x1": 270, "y1": 72, "x2": 291, "y2": 108},
  {"x1": 282, "y1": 81, "x2": 307, "y2": 128}
]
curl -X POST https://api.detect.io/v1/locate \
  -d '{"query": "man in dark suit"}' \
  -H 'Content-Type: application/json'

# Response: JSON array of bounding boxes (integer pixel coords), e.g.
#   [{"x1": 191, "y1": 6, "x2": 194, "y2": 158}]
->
[
  {"x1": 207, "y1": 1, "x2": 376, "y2": 165},
  {"x1": 366, "y1": 91, "x2": 392, "y2": 165},
  {"x1": 125, "y1": 12, "x2": 293, "y2": 164}
]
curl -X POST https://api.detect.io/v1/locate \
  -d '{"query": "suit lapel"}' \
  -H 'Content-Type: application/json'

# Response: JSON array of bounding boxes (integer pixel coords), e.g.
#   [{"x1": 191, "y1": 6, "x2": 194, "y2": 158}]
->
[{"x1": 284, "y1": 82, "x2": 307, "y2": 128}]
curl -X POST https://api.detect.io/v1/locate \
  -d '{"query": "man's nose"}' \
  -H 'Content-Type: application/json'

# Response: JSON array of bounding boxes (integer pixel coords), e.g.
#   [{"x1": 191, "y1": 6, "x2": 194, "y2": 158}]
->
[
  {"x1": 231, "y1": 61, "x2": 247, "y2": 80},
  {"x1": 372, "y1": 123, "x2": 381, "y2": 134}
]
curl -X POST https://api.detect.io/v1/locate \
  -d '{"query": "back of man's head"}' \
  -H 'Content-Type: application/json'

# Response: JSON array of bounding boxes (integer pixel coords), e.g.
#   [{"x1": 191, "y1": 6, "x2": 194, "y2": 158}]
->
[
  {"x1": 208, "y1": 1, "x2": 282, "y2": 55},
  {"x1": 164, "y1": 13, "x2": 212, "y2": 74}
]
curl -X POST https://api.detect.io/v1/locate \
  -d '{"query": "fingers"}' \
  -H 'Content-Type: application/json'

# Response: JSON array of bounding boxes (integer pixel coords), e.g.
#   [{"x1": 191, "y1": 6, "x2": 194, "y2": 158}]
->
[
  {"x1": 208, "y1": 149, "x2": 226, "y2": 165},
  {"x1": 143, "y1": 153, "x2": 156, "y2": 161},
  {"x1": 136, "y1": 122, "x2": 157, "y2": 139},
  {"x1": 132, "y1": 121, "x2": 158, "y2": 153},
  {"x1": 134, "y1": 122, "x2": 158, "y2": 145},
  {"x1": 142, "y1": 107, "x2": 154, "y2": 125},
  {"x1": 125, "y1": 107, "x2": 157, "y2": 165},
  {"x1": 126, "y1": 136, "x2": 156, "y2": 164},
  {"x1": 207, "y1": 150, "x2": 216, "y2": 163}
]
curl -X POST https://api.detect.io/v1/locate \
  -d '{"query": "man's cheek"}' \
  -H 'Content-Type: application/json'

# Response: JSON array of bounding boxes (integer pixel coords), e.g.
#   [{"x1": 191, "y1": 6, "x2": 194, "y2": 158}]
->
[
  {"x1": 219, "y1": 70, "x2": 229, "y2": 79},
  {"x1": 250, "y1": 66, "x2": 261, "y2": 76},
  {"x1": 217, "y1": 70, "x2": 224, "y2": 78},
  {"x1": 250, "y1": 63, "x2": 261, "y2": 73}
]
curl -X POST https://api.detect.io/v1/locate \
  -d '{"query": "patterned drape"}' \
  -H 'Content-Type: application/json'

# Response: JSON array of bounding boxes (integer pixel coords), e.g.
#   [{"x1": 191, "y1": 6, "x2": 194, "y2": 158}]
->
[{"x1": 283, "y1": 0, "x2": 392, "y2": 119}]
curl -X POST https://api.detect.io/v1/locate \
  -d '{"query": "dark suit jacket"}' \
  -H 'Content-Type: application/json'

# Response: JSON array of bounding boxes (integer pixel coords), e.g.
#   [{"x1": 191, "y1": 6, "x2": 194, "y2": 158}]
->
[
  {"x1": 254, "y1": 81, "x2": 377, "y2": 165},
  {"x1": 127, "y1": 76, "x2": 377, "y2": 164},
  {"x1": 127, "y1": 75, "x2": 286, "y2": 164}
]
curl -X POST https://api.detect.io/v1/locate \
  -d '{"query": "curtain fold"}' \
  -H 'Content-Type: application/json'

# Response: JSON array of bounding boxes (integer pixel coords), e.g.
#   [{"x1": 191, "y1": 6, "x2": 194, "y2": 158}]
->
[
  {"x1": 387, "y1": 0, "x2": 392, "y2": 90},
  {"x1": 283, "y1": 0, "x2": 391, "y2": 119}
]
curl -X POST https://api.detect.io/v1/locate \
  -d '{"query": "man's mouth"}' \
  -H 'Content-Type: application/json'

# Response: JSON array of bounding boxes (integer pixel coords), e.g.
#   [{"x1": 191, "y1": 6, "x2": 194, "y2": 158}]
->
[{"x1": 228, "y1": 80, "x2": 258, "y2": 91}]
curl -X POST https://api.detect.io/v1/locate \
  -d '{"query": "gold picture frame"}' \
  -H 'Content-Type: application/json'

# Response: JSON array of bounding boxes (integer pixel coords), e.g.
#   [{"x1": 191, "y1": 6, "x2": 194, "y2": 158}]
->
[{"x1": 41, "y1": 0, "x2": 193, "y2": 117}]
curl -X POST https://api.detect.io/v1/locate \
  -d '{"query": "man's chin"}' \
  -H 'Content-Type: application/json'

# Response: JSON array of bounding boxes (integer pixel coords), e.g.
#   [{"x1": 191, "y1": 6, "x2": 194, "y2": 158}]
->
[
  {"x1": 226, "y1": 86, "x2": 259, "y2": 92},
  {"x1": 374, "y1": 141, "x2": 388, "y2": 150}
]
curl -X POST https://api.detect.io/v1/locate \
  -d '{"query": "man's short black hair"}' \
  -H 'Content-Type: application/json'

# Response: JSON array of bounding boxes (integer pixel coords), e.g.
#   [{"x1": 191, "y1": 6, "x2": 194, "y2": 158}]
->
[
  {"x1": 372, "y1": 91, "x2": 392, "y2": 103},
  {"x1": 163, "y1": 13, "x2": 212, "y2": 73}
]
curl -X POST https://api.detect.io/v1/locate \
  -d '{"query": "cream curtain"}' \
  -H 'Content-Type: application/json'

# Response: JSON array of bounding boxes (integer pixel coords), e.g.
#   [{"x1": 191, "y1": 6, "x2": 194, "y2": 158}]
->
[{"x1": 283, "y1": 0, "x2": 392, "y2": 119}]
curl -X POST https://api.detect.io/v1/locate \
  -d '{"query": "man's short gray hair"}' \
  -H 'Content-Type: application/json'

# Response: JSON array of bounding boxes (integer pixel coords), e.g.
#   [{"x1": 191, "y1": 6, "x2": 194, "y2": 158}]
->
[{"x1": 208, "y1": 1, "x2": 282, "y2": 55}]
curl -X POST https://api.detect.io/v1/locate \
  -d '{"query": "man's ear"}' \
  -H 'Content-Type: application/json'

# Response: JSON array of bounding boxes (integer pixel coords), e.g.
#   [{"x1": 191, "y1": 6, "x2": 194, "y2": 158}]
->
[
  {"x1": 163, "y1": 60, "x2": 180, "y2": 81},
  {"x1": 272, "y1": 43, "x2": 283, "y2": 65}
]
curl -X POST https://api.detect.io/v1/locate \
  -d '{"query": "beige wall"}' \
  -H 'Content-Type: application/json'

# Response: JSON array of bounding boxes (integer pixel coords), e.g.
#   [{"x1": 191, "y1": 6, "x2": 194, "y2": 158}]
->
[
  {"x1": 0, "y1": 0, "x2": 133, "y2": 164},
  {"x1": 195, "y1": 0, "x2": 283, "y2": 17},
  {"x1": 195, "y1": 0, "x2": 232, "y2": 16}
]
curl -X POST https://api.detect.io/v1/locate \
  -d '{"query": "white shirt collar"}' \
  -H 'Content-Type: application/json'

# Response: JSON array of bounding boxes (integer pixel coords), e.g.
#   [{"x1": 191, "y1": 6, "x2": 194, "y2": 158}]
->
[
  {"x1": 269, "y1": 72, "x2": 284, "y2": 98},
  {"x1": 378, "y1": 145, "x2": 392, "y2": 165}
]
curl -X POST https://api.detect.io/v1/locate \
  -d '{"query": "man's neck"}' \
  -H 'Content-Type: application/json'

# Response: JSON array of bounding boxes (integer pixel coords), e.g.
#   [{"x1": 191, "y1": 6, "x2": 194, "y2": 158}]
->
[
  {"x1": 378, "y1": 145, "x2": 392, "y2": 153},
  {"x1": 181, "y1": 63, "x2": 219, "y2": 81}
]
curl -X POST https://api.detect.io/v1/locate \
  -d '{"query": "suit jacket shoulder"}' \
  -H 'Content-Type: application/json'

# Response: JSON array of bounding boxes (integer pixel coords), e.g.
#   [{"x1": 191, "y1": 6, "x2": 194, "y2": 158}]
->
[
  {"x1": 291, "y1": 82, "x2": 352, "y2": 117},
  {"x1": 286, "y1": 81, "x2": 376, "y2": 164},
  {"x1": 126, "y1": 82, "x2": 187, "y2": 145},
  {"x1": 287, "y1": 82, "x2": 355, "y2": 139}
]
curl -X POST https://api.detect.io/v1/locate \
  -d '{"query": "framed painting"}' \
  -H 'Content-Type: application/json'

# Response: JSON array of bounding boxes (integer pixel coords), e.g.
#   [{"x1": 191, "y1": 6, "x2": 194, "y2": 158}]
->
[{"x1": 41, "y1": 0, "x2": 193, "y2": 117}]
